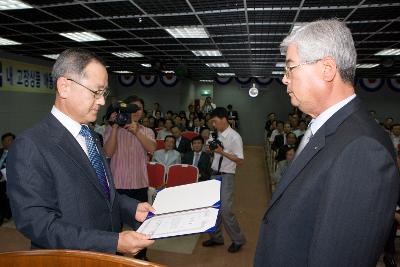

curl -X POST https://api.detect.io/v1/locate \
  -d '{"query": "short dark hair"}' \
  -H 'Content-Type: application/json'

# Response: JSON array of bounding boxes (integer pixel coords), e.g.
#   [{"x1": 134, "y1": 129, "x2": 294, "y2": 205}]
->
[
  {"x1": 191, "y1": 135, "x2": 204, "y2": 144},
  {"x1": 200, "y1": 127, "x2": 209, "y2": 135},
  {"x1": 52, "y1": 48, "x2": 105, "y2": 86},
  {"x1": 276, "y1": 121, "x2": 284, "y2": 126},
  {"x1": 287, "y1": 132, "x2": 297, "y2": 139},
  {"x1": 1, "y1": 132, "x2": 15, "y2": 141},
  {"x1": 165, "y1": 119, "x2": 174, "y2": 125},
  {"x1": 392, "y1": 123, "x2": 400, "y2": 128},
  {"x1": 210, "y1": 107, "x2": 228, "y2": 120},
  {"x1": 171, "y1": 125, "x2": 181, "y2": 132},
  {"x1": 124, "y1": 95, "x2": 144, "y2": 108},
  {"x1": 164, "y1": 135, "x2": 176, "y2": 142},
  {"x1": 227, "y1": 104, "x2": 232, "y2": 109}
]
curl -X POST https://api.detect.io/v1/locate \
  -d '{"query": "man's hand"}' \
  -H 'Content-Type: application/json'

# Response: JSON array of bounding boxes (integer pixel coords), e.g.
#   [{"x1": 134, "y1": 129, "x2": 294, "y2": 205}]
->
[
  {"x1": 117, "y1": 231, "x2": 154, "y2": 255},
  {"x1": 124, "y1": 121, "x2": 139, "y2": 135},
  {"x1": 213, "y1": 144, "x2": 224, "y2": 154},
  {"x1": 109, "y1": 112, "x2": 118, "y2": 122},
  {"x1": 135, "y1": 202, "x2": 156, "y2": 222}
]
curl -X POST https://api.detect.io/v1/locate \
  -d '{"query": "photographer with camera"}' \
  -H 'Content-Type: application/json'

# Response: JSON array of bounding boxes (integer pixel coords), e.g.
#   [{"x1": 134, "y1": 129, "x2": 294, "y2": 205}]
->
[
  {"x1": 103, "y1": 95, "x2": 156, "y2": 260},
  {"x1": 202, "y1": 107, "x2": 246, "y2": 253}
]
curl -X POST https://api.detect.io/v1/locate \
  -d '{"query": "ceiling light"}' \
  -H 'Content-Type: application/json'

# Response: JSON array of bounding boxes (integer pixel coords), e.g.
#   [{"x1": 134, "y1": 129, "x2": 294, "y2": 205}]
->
[
  {"x1": 206, "y1": 63, "x2": 230, "y2": 67},
  {"x1": 166, "y1": 27, "x2": 209, "y2": 39},
  {"x1": 275, "y1": 62, "x2": 286, "y2": 67},
  {"x1": 395, "y1": 73, "x2": 400, "y2": 76},
  {"x1": 113, "y1": 70, "x2": 133, "y2": 74},
  {"x1": 0, "y1": 37, "x2": 21, "y2": 45},
  {"x1": 59, "y1": 32, "x2": 105, "y2": 42},
  {"x1": 199, "y1": 80, "x2": 214, "y2": 83},
  {"x1": 162, "y1": 70, "x2": 175, "y2": 74},
  {"x1": 272, "y1": 70, "x2": 285, "y2": 75},
  {"x1": 192, "y1": 50, "x2": 222, "y2": 57},
  {"x1": 141, "y1": 63, "x2": 151, "y2": 68},
  {"x1": 249, "y1": 83, "x2": 259, "y2": 98},
  {"x1": 42, "y1": 54, "x2": 59, "y2": 60},
  {"x1": 0, "y1": 0, "x2": 32, "y2": 10},
  {"x1": 356, "y1": 64, "x2": 379, "y2": 68},
  {"x1": 217, "y1": 73, "x2": 235, "y2": 76},
  {"x1": 112, "y1": 52, "x2": 143, "y2": 58},
  {"x1": 374, "y1": 49, "x2": 400, "y2": 56}
]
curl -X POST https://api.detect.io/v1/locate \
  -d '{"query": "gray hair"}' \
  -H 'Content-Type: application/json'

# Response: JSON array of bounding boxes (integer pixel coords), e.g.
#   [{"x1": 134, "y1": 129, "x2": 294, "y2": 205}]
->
[
  {"x1": 52, "y1": 48, "x2": 105, "y2": 86},
  {"x1": 280, "y1": 19, "x2": 357, "y2": 83}
]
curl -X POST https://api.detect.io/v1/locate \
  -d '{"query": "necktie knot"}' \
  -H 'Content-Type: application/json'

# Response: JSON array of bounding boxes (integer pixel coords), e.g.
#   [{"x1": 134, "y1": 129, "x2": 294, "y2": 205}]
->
[{"x1": 80, "y1": 125, "x2": 92, "y2": 138}]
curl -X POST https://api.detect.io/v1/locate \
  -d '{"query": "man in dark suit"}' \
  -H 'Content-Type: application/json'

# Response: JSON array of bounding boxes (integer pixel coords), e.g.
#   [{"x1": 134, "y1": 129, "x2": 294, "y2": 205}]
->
[
  {"x1": 171, "y1": 125, "x2": 191, "y2": 155},
  {"x1": 182, "y1": 136, "x2": 211, "y2": 181},
  {"x1": 254, "y1": 19, "x2": 400, "y2": 267},
  {"x1": 271, "y1": 122, "x2": 291, "y2": 151},
  {"x1": 227, "y1": 104, "x2": 239, "y2": 129},
  {"x1": 7, "y1": 49, "x2": 154, "y2": 254}
]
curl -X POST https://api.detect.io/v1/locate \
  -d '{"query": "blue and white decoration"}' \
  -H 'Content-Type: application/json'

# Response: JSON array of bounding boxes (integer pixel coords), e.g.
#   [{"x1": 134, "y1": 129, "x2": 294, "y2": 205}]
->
[
  {"x1": 235, "y1": 77, "x2": 252, "y2": 85},
  {"x1": 358, "y1": 78, "x2": 384, "y2": 92},
  {"x1": 387, "y1": 78, "x2": 400, "y2": 93},
  {"x1": 255, "y1": 77, "x2": 274, "y2": 86},
  {"x1": 215, "y1": 77, "x2": 233, "y2": 85},
  {"x1": 160, "y1": 73, "x2": 179, "y2": 87},
  {"x1": 117, "y1": 74, "x2": 136, "y2": 87},
  {"x1": 139, "y1": 74, "x2": 157, "y2": 87}
]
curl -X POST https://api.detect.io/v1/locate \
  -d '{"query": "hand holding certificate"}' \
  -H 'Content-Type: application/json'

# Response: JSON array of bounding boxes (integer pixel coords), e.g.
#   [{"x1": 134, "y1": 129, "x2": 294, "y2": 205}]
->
[{"x1": 137, "y1": 179, "x2": 221, "y2": 239}]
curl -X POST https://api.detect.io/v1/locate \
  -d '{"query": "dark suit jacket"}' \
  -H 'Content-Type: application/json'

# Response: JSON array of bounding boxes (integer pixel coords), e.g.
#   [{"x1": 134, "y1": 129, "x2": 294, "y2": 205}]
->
[
  {"x1": 176, "y1": 136, "x2": 191, "y2": 154},
  {"x1": 271, "y1": 134, "x2": 285, "y2": 151},
  {"x1": 7, "y1": 114, "x2": 139, "y2": 253},
  {"x1": 182, "y1": 151, "x2": 211, "y2": 181},
  {"x1": 254, "y1": 98, "x2": 400, "y2": 266}
]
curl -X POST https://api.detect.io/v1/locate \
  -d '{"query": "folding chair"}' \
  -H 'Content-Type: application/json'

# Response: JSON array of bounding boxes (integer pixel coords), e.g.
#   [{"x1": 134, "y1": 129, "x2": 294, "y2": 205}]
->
[
  {"x1": 147, "y1": 162, "x2": 166, "y2": 189},
  {"x1": 166, "y1": 164, "x2": 199, "y2": 187},
  {"x1": 181, "y1": 131, "x2": 199, "y2": 141},
  {"x1": 155, "y1": 139, "x2": 165, "y2": 150}
]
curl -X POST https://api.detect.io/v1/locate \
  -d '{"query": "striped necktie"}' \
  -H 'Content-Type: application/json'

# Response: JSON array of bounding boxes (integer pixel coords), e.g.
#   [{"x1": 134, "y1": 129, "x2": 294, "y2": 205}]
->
[{"x1": 80, "y1": 125, "x2": 110, "y2": 199}]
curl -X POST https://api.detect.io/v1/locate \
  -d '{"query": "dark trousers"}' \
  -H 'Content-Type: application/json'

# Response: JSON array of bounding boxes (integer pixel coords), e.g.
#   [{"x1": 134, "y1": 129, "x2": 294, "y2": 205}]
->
[
  {"x1": 117, "y1": 187, "x2": 148, "y2": 260},
  {"x1": 0, "y1": 181, "x2": 11, "y2": 224},
  {"x1": 384, "y1": 219, "x2": 398, "y2": 255}
]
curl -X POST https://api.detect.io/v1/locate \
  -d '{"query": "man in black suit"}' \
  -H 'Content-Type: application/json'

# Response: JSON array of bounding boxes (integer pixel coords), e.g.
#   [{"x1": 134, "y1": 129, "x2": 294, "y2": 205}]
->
[
  {"x1": 182, "y1": 136, "x2": 211, "y2": 181},
  {"x1": 7, "y1": 49, "x2": 154, "y2": 254},
  {"x1": 0, "y1": 132, "x2": 14, "y2": 225},
  {"x1": 171, "y1": 125, "x2": 191, "y2": 155},
  {"x1": 254, "y1": 19, "x2": 400, "y2": 267},
  {"x1": 271, "y1": 122, "x2": 291, "y2": 151}
]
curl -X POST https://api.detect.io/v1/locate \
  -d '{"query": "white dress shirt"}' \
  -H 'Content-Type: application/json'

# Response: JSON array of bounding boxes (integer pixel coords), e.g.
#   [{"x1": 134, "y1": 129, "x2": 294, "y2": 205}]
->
[
  {"x1": 51, "y1": 106, "x2": 88, "y2": 156},
  {"x1": 210, "y1": 126, "x2": 244, "y2": 174},
  {"x1": 309, "y1": 94, "x2": 356, "y2": 136}
]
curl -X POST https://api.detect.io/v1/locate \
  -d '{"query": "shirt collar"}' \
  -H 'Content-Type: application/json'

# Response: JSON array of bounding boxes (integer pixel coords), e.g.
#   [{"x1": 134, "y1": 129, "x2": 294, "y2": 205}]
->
[
  {"x1": 309, "y1": 94, "x2": 356, "y2": 136},
  {"x1": 51, "y1": 106, "x2": 83, "y2": 139},
  {"x1": 220, "y1": 125, "x2": 232, "y2": 138}
]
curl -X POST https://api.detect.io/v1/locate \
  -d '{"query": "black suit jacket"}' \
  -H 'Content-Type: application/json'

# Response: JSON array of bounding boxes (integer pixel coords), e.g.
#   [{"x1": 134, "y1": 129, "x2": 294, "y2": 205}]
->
[
  {"x1": 254, "y1": 98, "x2": 400, "y2": 266},
  {"x1": 182, "y1": 151, "x2": 211, "y2": 181},
  {"x1": 271, "y1": 134, "x2": 285, "y2": 151},
  {"x1": 176, "y1": 136, "x2": 191, "y2": 154},
  {"x1": 7, "y1": 114, "x2": 139, "y2": 253}
]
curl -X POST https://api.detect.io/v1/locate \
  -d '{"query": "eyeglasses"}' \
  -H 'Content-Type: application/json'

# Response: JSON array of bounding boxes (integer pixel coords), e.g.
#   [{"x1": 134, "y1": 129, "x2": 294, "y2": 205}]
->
[
  {"x1": 284, "y1": 59, "x2": 321, "y2": 78},
  {"x1": 66, "y1": 78, "x2": 110, "y2": 99}
]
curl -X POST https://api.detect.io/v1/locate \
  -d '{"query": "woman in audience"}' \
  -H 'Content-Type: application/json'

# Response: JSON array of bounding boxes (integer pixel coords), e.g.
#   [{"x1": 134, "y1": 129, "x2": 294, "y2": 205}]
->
[{"x1": 272, "y1": 147, "x2": 296, "y2": 186}]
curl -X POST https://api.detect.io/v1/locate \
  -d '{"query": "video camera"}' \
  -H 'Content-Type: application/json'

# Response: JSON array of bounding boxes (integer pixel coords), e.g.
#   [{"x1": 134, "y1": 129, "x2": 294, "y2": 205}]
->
[
  {"x1": 208, "y1": 132, "x2": 223, "y2": 151},
  {"x1": 110, "y1": 101, "x2": 141, "y2": 127}
]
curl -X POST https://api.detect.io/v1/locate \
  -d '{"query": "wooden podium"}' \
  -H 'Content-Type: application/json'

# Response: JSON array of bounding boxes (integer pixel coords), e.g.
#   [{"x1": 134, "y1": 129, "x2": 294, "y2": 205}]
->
[{"x1": 0, "y1": 250, "x2": 166, "y2": 267}]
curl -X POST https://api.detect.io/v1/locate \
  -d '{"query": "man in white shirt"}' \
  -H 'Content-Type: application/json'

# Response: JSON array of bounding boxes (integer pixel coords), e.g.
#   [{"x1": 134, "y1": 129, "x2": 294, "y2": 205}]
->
[{"x1": 202, "y1": 107, "x2": 246, "y2": 253}]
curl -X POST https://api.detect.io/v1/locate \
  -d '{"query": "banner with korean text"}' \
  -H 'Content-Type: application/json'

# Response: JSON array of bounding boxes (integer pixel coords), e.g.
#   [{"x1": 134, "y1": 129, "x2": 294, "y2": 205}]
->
[{"x1": 0, "y1": 58, "x2": 54, "y2": 94}]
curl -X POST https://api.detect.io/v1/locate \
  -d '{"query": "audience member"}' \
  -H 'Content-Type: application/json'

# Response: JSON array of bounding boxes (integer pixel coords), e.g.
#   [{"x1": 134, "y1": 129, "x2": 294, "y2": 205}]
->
[
  {"x1": 272, "y1": 147, "x2": 296, "y2": 185},
  {"x1": 171, "y1": 126, "x2": 191, "y2": 155},
  {"x1": 157, "y1": 119, "x2": 173, "y2": 140},
  {"x1": 271, "y1": 122, "x2": 291, "y2": 151},
  {"x1": 182, "y1": 136, "x2": 212, "y2": 181},
  {"x1": 186, "y1": 104, "x2": 195, "y2": 119},
  {"x1": 200, "y1": 127, "x2": 211, "y2": 151},
  {"x1": 269, "y1": 121, "x2": 284, "y2": 143},
  {"x1": 151, "y1": 102, "x2": 163, "y2": 118},
  {"x1": 293, "y1": 120, "x2": 307, "y2": 138},
  {"x1": 227, "y1": 104, "x2": 239, "y2": 129},
  {"x1": 188, "y1": 117, "x2": 202, "y2": 133},
  {"x1": 152, "y1": 135, "x2": 181, "y2": 167},
  {"x1": 202, "y1": 96, "x2": 216, "y2": 114},
  {"x1": 275, "y1": 132, "x2": 297, "y2": 162},
  {"x1": 391, "y1": 124, "x2": 400, "y2": 153},
  {"x1": 0, "y1": 132, "x2": 14, "y2": 225}
]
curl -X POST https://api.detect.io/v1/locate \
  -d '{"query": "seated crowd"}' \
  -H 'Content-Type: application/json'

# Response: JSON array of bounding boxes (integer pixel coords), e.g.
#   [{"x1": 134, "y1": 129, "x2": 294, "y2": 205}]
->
[{"x1": 264, "y1": 111, "x2": 400, "y2": 186}]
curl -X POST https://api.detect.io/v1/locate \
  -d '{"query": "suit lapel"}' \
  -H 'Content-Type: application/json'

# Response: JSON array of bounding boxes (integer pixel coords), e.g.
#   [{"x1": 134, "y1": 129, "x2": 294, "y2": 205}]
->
[
  {"x1": 267, "y1": 97, "x2": 363, "y2": 212},
  {"x1": 46, "y1": 114, "x2": 112, "y2": 206}
]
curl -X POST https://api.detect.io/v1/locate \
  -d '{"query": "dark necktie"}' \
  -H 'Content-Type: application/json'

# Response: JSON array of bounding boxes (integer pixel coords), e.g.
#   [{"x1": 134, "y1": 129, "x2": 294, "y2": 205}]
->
[{"x1": 80, "y1": 125, "x2": 110, "y2": 199}]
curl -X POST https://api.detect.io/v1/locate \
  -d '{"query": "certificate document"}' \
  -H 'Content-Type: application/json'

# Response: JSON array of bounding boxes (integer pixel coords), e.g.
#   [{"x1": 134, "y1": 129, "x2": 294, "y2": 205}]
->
[{"x1": 137, "y1": 179, "x2": 221, "y2": 239}]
